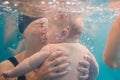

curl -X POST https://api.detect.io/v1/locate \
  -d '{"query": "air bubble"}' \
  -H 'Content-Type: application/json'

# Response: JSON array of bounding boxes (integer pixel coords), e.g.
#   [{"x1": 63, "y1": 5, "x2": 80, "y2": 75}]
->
[
  {"x1": 12, "y1": 43, "x2": 16, "y2": 48},
  {"x1": 66, "y1": 1, "x2": 71, "y2": 5},
  {"x1": 41, "y1": 1, "x2": 45, "y2": 4},
  {"x1": 56, "y1": 1, "x2": 60, "y2": 4},
  {"x1": 17, "y1": 35, "x2": 22, "y2": 40},
  {"x1": 90, "y1": 46, "x2": 94, "y2": 50},
  {"x1": 48, "y1": 2, "x2": 53, "y2": 5},
  {"x1": 2, "y1": 1, "x2": 10, "y2": 5},
  {"x1": 87, "y1": 37, "x2": 90, "y2": 40},
  {"x1": 14, "y1": 4, "x2": 18, "y2": 7},
  {"x1": 53, "y1": 0, "x2": 56, "y2": 2}
]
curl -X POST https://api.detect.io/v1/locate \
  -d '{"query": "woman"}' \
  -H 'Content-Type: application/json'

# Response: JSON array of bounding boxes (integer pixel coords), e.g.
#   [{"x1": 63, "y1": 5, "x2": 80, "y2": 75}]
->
[{"x1": 0, "y1": 14, "x2": 90, "y2": 80}]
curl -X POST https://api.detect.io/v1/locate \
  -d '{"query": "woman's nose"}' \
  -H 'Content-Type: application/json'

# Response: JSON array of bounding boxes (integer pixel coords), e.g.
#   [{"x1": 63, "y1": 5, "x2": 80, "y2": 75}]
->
[
  {"x1": 42, "y1": 27, "x2": 47, "y2": 34},
  {"x1": 42, "y1": 27, "x2": 47, "y2": 33}
]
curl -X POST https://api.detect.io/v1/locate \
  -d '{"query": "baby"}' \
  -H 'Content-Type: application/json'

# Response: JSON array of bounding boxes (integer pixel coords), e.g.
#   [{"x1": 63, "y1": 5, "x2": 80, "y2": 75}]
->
[{"x1": 1, "y1": 14, "x2": 99, "y2": 80}]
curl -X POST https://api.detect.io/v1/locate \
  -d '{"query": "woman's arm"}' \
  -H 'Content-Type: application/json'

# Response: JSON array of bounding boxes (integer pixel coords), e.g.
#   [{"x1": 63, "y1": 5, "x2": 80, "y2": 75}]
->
[{"x1": 103, "y1": 15, "x2": 120, "y2": 69}]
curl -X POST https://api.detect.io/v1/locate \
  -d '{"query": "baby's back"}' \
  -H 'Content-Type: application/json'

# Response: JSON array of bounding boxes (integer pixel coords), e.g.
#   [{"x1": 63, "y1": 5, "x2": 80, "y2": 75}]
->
[{"x1": 52, "y1": 43, "x2": 98, "y2": 80}]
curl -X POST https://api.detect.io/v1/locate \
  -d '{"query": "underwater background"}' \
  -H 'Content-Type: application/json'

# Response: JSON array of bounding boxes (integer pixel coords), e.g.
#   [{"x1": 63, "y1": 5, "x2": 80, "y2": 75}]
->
[{"x1": 0, "y1": 0, "x2": 120, "y2": 80}]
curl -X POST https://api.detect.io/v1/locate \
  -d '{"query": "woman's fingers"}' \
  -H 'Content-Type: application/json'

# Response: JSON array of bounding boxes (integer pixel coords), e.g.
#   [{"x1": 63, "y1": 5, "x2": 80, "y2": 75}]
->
[
  {"x1": 47, "y1": 50, "x2": 64, "y2": 61},
  {"x1": 78, "y1": 74, "x2": 89, "y2": 80},
  {"x1": 36, "y1": 50, "x2": 69, "y2": 80},
  {"x1": 84, "y1": 54, "x2": 92, "y2": 63},
  {"x1": 51, "y1": 62, "x2": 70, "y2": 72},
  {"x1": 79, "y1": 60, "x2": 90, "y2": 69},
  {"x1": 45, "y1": 50, "x2": 69, "y2": 79},
  {"x1": 50, "y1": 56, "x2": 69, "y2": 66},
  {"x1": 38, "y1": 63, "x2": 69, "y2": 80},
  {"x1": 77, "y1": 55, "x2": 91, "y2": 80},
  {"x1": 77, "y1": 63, "x2": 89, "y2": 80},
  {"x1": 49, "y1": 70, "x2": 69, "y2": 79},
  {"x1": 77, "y1": 67, "x2": 89, "y2": 75}
]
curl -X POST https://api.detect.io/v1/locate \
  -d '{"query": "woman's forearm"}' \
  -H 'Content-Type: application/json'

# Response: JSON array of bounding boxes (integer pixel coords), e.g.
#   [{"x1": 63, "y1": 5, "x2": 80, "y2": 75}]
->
[{"x1": 103, "y1": 15, "x2": 120, "y2": 69}]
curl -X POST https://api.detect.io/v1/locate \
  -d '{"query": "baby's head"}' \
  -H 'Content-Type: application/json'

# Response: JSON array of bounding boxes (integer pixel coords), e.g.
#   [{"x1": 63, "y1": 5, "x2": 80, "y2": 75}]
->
[{"x1": 46, "y1": 13, "x2": 84, "y2": 43}]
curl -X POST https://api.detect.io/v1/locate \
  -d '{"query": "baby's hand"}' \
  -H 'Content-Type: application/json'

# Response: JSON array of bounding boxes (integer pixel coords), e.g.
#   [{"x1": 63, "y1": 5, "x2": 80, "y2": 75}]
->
[{"x1": 1, "y1": 72, "x2": 9, "y2": 78}]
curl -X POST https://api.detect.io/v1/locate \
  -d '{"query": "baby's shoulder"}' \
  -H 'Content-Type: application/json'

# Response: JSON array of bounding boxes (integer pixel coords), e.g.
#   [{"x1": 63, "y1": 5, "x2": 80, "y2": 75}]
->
[
  {"x1": 42, "y1": 44, "x2": 65, "y2": 51},
  {"x1": 79, "y1": 44, "x2": 90, "y2": 52}
]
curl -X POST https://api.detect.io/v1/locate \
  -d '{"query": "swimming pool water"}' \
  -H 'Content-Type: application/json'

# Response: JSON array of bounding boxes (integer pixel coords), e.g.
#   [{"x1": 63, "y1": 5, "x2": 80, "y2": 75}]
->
[
  {"x1": 0, "y1": 1, "x2": 120, "y2": 80},
  {"x1": 81, "y1": 11, "x2": 120, "y2": 80}
]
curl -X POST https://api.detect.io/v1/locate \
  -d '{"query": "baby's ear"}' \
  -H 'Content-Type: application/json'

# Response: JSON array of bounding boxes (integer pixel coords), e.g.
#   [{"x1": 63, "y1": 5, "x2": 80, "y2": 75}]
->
[{"x1": 60, "y1": 27, "x2": 69, "y2": 41}]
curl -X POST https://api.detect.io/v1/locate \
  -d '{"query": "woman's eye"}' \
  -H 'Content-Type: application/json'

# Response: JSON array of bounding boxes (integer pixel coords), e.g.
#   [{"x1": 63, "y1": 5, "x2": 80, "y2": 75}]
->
[
  {"x1": 39, "y1": 23, "x2": 43, "y2": 26},
  {"x1": 40, "y1": 25, "x2": 45, "y2": 28},
  {"x1": 35, "y1": 23, "x2": 44, "y2": 28}
]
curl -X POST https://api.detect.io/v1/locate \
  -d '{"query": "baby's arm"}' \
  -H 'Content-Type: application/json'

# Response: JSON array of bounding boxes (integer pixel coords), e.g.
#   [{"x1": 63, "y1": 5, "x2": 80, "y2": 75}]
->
[{"x1": 1, "y1": 45, "x2": 51, "y2": 78}]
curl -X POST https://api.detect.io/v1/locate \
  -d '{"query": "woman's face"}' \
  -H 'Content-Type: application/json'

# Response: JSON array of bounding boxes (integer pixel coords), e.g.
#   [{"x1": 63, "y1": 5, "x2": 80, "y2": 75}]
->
[{"x1": 23, "y1": 18, "x2": 47, "y2": 53}]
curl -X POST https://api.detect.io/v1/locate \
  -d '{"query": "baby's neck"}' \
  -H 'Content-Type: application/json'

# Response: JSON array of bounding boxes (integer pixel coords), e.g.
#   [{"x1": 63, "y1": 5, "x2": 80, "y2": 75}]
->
[{"x1": 63, "y1": 38, "x2": 80, "y2": 43}]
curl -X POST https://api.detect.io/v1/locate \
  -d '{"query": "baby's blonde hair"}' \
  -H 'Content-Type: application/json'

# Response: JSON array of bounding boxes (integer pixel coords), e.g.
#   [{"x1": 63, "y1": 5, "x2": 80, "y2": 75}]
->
[
  {"x1": 68, "y1": 14, "x2": 84, "y2": 39},
  {"x1": 48, "y1": 13, "x2": 84, "y2": 39}
]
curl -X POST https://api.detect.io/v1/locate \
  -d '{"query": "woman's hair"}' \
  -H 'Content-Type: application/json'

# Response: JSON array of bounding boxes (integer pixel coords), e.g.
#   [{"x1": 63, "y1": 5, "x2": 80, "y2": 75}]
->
[{"x1": 18, "y1": 14, "x2": 39, "y2": 33}]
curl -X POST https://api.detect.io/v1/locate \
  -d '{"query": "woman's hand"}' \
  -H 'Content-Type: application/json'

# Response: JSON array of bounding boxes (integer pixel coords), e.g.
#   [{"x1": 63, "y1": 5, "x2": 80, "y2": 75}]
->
[
  {"x1": 77, "y1": 55, "x2": 90, "y2": 80},
  {"x1": 32, "y1": 50, "x2": 69, "y2": 80}
]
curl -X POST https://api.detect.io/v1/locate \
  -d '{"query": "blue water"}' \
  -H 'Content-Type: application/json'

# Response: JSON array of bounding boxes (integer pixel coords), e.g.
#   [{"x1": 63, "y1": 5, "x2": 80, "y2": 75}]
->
[
  {"x1": 0, "y1": 7, "x2": 7, "y2": 60},
  {"x1": 0, "y1": 8, "x2": 21, "y2": 61},
  {"x1": 0, "y1": 0, "x2": 120, "y2": 80},
  {"x1": 80, "y1": 10, "x2": 120, "y2": 80}
]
